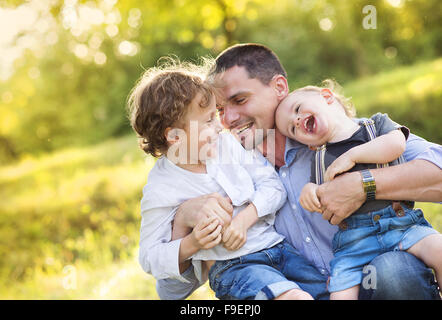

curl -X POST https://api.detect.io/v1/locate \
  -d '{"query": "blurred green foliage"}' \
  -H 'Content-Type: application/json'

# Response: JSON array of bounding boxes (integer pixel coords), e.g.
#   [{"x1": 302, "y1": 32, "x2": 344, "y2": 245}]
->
[
  {"x1": 0, "y1": 136, "x2": 148, "y2": 284},
  {"x1": 0, "y1": 0, "x2": 441, "y2": 163},
  {"x1": 342, "y1": 58, "x2": 442, "y2": 143}
]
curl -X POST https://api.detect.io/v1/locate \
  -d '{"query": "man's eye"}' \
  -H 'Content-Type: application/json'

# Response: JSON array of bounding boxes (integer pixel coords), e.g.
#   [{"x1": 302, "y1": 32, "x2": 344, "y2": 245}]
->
[
  {"x1": 217, "y1": 106, "x2": 224, "y2": 116},
  {"x1": 295, "y1": 105, "x2": 300, "y2": 113},
  {"x1": 236, "y1": 98, "x2": 246, "y2": 104}
]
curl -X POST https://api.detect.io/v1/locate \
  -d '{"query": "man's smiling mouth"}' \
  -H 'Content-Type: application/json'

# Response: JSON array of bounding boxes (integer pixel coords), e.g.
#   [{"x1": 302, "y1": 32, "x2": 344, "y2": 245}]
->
[{"x1": 235, "y1": 122, "x2": 253, "y2": 134}]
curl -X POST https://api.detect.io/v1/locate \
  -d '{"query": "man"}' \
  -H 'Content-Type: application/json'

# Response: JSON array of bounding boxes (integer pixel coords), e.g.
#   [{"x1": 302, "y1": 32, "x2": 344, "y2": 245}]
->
[{"x1": 151, "y1": 43, "x2": 442, "y2": 299}]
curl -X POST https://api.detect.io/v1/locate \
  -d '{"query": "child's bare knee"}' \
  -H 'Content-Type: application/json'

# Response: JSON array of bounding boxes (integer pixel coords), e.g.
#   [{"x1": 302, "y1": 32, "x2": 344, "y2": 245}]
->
[{"x1": 275, "y1": 288, "x2": 313, "y2": 300}]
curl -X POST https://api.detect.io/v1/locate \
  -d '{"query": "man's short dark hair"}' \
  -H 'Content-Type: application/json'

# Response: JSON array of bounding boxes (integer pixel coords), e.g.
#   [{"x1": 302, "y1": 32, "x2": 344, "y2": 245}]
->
[{"x1": 211, "y1": 43, "x2": 287, "y2": 84}]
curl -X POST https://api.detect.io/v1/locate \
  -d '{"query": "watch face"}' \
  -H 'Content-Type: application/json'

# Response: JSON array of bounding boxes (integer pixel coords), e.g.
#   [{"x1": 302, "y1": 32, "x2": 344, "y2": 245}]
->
[
  {"x1": 365, "y1": 180, "x2": 376, "y2": 193},
  {"x1": 361, "y1": 170, "x2": 376, "y2": 199}
]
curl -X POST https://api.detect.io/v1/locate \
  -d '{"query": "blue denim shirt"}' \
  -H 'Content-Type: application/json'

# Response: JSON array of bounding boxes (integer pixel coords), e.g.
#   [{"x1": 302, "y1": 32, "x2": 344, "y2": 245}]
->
[{"x1": 156, "y1": 131, "x2": 442, "y2": 299}]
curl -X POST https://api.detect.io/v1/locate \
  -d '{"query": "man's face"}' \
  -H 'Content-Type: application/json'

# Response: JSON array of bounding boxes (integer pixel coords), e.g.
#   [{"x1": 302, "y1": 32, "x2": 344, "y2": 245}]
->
[{"x1": 215, "y1": 66, "x2": 281, "y2": 149}]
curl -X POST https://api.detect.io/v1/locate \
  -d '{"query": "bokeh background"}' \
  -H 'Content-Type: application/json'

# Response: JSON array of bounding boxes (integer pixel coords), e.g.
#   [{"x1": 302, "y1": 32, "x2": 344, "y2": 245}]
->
[{"x1": 0, "y1": 0, "x2": 440, "y2": 299}]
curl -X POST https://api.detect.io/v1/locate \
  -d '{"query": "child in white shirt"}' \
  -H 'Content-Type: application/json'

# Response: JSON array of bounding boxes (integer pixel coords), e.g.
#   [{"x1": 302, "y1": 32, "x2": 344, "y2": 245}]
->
[{"x1": 127, "y1": 61, "x2": 328, "y2": 300}]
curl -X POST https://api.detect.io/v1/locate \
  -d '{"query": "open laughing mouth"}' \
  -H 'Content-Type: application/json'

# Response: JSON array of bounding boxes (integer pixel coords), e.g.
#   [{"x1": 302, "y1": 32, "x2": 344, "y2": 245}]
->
[{"x1": 303, "y1": 115, "x2": 316, "y2": 133}]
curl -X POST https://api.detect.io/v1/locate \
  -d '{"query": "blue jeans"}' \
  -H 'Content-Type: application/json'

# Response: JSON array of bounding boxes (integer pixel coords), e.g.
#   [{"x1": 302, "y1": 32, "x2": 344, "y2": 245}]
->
[
  {"x1": 208, "y1": 240, "x2": 329, "y2": 300},
  {"x1": 329, "y1": 206, "x2": 438, "y2": 292},
  {"x1": 209, "y1": 243, "x2": 440, "y2": 300},
  {"x1": 359, "y1": 251, "x2": 440, "y2": 300}
]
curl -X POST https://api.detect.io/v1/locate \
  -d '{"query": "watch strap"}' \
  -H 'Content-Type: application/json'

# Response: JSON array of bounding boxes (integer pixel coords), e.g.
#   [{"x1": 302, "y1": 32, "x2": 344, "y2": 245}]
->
[{"x1": 360, "y1": 169, "x2": 376, "y2": 201}]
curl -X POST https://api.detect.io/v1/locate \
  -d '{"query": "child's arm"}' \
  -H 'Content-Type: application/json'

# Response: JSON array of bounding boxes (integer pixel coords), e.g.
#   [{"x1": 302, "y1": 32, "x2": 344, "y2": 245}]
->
[
  {"x1": 325, "y1": 129, "x2": 406, "y2": 182},
  {"x1": 229, "y1": 134, "x2": 287, "y2": 222},
  {"x1": 219, "y1": 134, "x2": 287, "y2": 251},
  {"x1": 222, "y1": 203, "x2": 259, "y2": 251}
]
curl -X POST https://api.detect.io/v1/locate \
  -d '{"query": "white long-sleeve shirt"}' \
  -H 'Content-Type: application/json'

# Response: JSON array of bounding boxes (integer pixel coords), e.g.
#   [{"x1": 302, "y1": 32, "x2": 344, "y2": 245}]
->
[{"x1": 138, "y1": 133, "x2": 287, "y2": 284}]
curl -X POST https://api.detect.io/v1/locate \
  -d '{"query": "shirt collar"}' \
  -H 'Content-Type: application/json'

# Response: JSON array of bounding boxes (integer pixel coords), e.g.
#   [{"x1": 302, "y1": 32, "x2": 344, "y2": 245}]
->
[{"x1": 284, "y1": 137, "x2": 306, "y2": 167}]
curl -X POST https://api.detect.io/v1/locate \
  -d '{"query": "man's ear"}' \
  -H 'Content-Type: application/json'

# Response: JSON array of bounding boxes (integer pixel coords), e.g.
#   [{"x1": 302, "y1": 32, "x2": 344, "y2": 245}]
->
[
  {"x1": 271, "y1": 75, "x2": 289, "y2": 101},
  {"x1": 320, "y1": 88, "x2": 334, "y2": 105}
]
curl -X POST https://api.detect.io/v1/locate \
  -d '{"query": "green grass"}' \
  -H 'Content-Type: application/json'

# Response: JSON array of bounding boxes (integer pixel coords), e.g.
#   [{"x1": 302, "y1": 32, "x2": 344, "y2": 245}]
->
[
  {"x1": 0, "y1": 246, "x2": 215, "y2": 300},
  {"x1": 0, "y1": 134, "x2": 216, "y2": 299},
  {"x1": 1, "y1": 58, "x2": 441, "y2": 299},
  {"x1": 343, "y1": 58, "x2": 442, "y2": 144}
]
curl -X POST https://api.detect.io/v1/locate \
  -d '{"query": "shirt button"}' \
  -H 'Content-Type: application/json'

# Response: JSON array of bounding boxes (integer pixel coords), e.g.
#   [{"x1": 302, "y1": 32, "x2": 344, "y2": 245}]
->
[
  {"x1": 281, "y1": 172, "x2": 287, "y2": 178},
  {"x1": 320, "y1": 269, "x2": 327, "y2": 275},
  {"x1": 291, "y1": 204, "x2": 297, "y2": 210},
  {"x1": 305, "y1": 236, "x2": 311, "y2": 243}
]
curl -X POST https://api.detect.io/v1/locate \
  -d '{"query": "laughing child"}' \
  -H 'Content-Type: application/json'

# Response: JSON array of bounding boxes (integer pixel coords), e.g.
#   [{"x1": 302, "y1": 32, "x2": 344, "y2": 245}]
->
[{"x1": 275, "y1": 81, "x2": 442, "y2": 299}]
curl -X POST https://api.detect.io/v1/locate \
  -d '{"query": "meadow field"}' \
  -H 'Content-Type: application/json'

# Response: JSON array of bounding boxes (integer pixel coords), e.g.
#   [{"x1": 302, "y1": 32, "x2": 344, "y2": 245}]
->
[{"x1": 1, "y1": 58, "x2": 440, "y2": 299}]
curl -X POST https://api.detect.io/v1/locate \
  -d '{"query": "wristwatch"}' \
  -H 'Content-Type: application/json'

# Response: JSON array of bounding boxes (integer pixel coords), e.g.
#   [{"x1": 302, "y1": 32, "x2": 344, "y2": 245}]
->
[{"x1": 360, "y1": 169, "x2": 376, "y2": 201}]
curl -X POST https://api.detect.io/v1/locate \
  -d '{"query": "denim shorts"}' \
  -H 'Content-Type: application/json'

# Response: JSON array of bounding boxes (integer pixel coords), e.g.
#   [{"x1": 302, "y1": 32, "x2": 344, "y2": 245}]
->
[
  {"x1": 208, "y1": 240, "x2": 328, "y2": 300},
  {"x1": 329, "y1": 205, "x2": 438, "y2": 293}
]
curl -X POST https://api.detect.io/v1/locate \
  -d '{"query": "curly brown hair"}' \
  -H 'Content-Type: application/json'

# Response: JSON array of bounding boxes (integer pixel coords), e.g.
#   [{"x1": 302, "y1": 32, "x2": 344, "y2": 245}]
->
[{"x1": 127, "y1": 58, "x2": 214, "y2": 158}]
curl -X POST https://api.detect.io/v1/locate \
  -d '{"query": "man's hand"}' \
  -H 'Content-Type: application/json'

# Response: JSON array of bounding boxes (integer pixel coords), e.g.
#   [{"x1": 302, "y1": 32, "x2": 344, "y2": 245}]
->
[
  {"x1": 316, "y1": 171, "x2": 365, "y2": 225},
  {"x1": 175, "y1": 193, "x2": 233, "y2": 229}
]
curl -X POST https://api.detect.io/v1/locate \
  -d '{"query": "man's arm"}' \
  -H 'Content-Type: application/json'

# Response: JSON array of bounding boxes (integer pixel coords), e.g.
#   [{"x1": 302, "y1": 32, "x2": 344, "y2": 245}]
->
[
  {"x1": 317, "y1": 134, "x2": 442, "y2": 225},
  {"x1": 138, "y1": 207, "x2": 190, "y2": 282},
  {"x1": 156, "y1": 266, "x2": 202, "y2": 300},
  {"x1": 374, "y1": 159, "x2": 442, "y2": 201},
  {"x1": 152, "y1": 209, "x2": 215, "y2": 301}
]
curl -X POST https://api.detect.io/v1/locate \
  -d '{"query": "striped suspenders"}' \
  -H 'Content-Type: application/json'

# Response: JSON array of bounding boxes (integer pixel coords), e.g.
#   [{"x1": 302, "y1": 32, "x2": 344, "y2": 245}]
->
[
  {"x1": 314, "y1": 119, "x2": 389, "y2": 185},
  {"x1": 315, "y1": 145, "x2": 326, "y2": 185}
]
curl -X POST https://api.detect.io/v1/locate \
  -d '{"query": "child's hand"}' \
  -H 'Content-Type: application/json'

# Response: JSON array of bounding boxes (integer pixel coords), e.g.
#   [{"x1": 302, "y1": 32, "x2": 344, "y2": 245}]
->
[
  {"x1": 299, "y1": 183, "x2": 322, "y2": 213},
  {"x1": 190, "y1": 217, "x2": 223, "y2": 250},
  {"x1": 324, "y1": 152, "x2": 356, "y2": 182},
  {"x1": 222, "y1": 215, "x2": 248, "y2": 251}
]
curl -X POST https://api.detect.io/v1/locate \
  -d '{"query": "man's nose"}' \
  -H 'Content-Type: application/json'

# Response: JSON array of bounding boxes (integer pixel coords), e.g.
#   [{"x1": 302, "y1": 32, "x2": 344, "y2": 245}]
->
[
  {"x1": 222, "y1": 106, "x2": 240, "y2": 128},
  {"x1": 294, "y1": 116, "x2": 301, "y2": 127}
]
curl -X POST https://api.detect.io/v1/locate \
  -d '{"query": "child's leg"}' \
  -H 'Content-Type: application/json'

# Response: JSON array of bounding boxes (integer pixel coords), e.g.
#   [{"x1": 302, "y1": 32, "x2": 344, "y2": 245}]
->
[
  {"x1": 330, "y1": 285, "x2": 359, "y2": 300},
  {"x1": 406, "y1": 233, "x2": 442, "y2": 293},
  {"x1": 275, "y1": 288, "x2": 314, "y2": 300}
]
